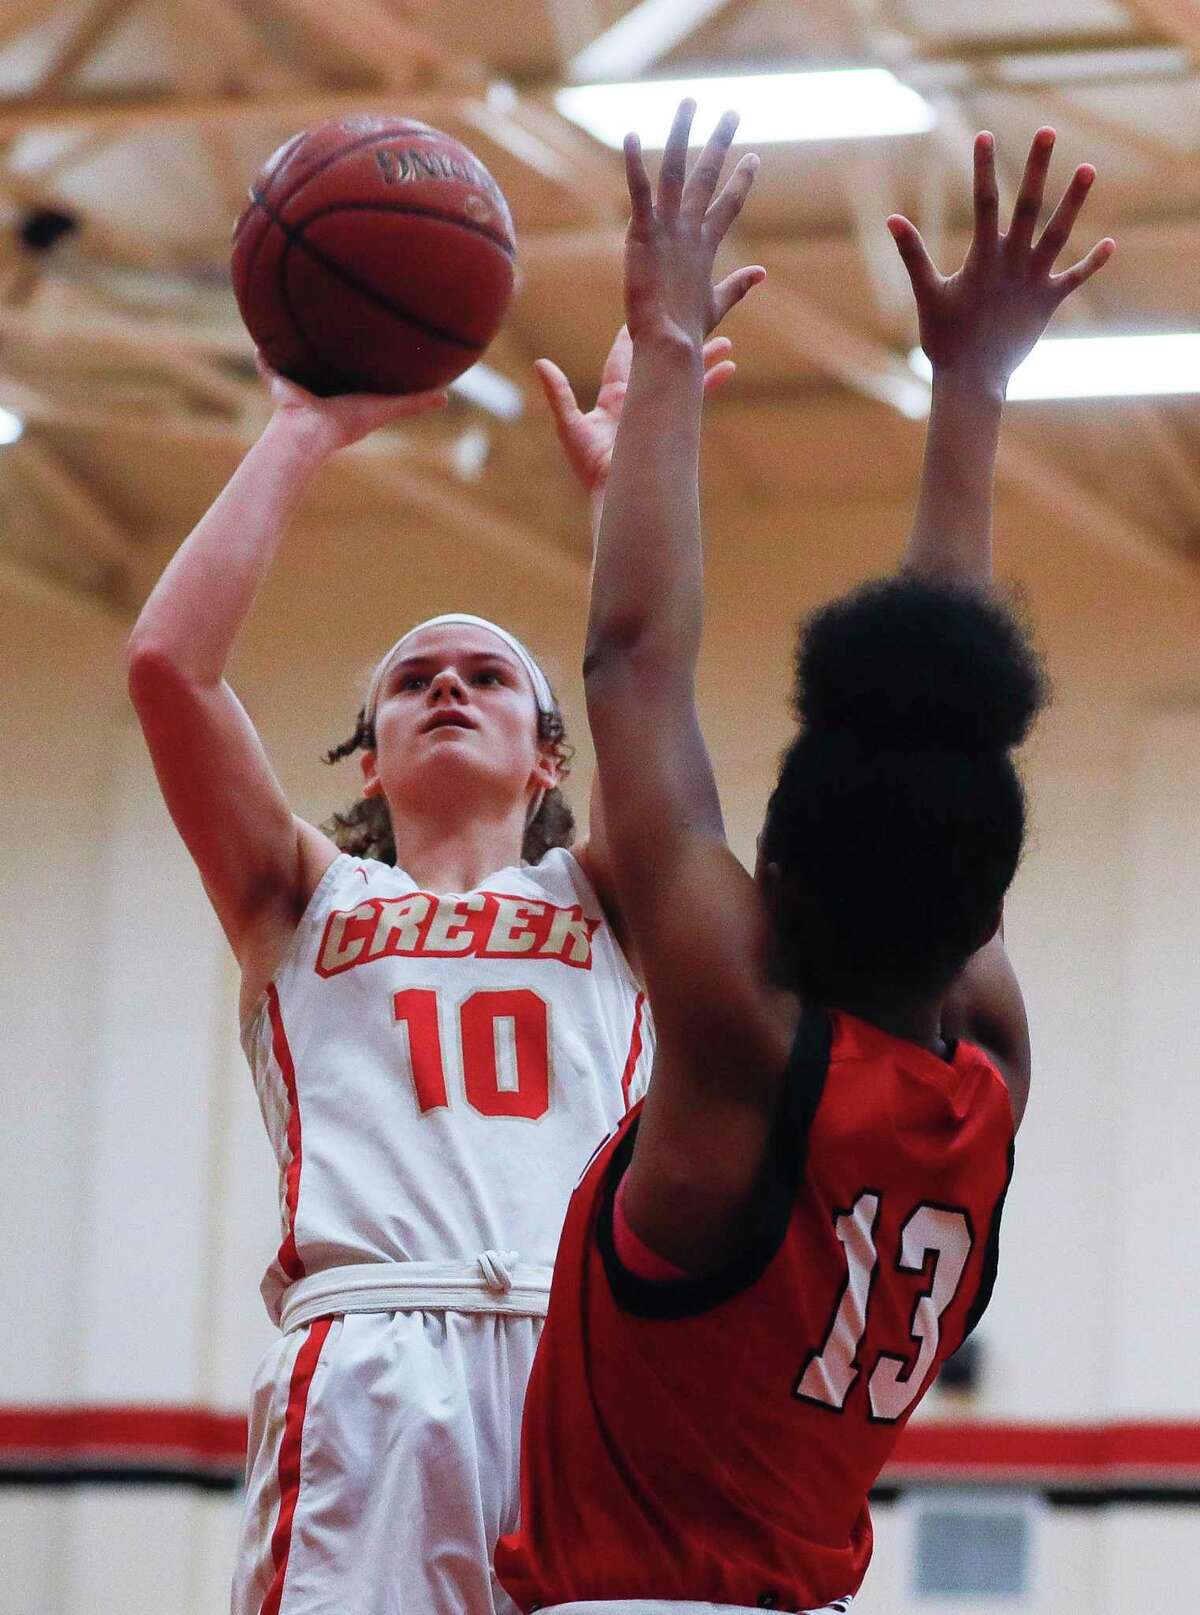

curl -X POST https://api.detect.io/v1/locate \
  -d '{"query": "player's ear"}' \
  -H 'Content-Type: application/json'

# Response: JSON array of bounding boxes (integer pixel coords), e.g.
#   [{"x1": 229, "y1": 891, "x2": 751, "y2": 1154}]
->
[
  {"x1": 360, "y1": 749, "x2": 383, "y2": 799},
  {"x1": 530, "y1": 744, "x2": 559, "y2": 795}
]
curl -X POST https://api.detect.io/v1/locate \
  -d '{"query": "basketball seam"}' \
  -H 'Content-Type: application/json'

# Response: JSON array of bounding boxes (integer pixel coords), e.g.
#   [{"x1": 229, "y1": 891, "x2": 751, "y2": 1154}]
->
[
  {"x1": 287, "y1": 199, "x2": 516, "y2": 259},
  {"x1": 252, "y1": 190, "x2": 487, "y2": 354},
  {"x1": 277, "y1": 233, "x2": 360, "y2": 396},
  {"x1": 266, "y1": 123, "x2": 438, "y2": 214}
]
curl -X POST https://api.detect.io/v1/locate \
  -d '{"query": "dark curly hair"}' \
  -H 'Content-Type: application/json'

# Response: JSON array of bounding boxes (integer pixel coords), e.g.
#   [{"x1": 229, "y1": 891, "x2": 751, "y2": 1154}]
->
[
  {"x1": 761, "y1": 574, "x2": 1047, "y2": 1006},
  {"x1": 321, "y1": 703, "x2": 576, "y2": 867}
]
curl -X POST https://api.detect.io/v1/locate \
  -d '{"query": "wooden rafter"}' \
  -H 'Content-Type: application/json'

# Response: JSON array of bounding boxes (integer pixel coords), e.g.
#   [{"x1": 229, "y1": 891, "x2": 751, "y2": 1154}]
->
[
  {"x1": 1121, "y1": 0, "x2": 1200, "y2": 51},
  {"x1": 262, "y1": 0, "x2": 454, "y2": 84},
  {"x1": 0, "y1": 548, "x2": 126, "y2": 623},
  {"x1": 32, "y1": 0, "x2": 136, "y2": 100},
  {"x1": 9, "y1": 435, "x2": 137, "y2": 574}
]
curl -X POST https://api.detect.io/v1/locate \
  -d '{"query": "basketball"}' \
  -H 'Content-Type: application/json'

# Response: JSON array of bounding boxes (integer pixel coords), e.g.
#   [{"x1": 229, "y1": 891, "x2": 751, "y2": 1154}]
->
[{"x1": 231, "y1": 115, "x2": 517, "y2": 396}]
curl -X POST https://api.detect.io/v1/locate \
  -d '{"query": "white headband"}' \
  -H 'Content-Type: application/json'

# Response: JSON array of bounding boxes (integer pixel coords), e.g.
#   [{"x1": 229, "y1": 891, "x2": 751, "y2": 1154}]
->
[
  {"x1": 364, "y1": 613, "x2": 556, "y2": 723},
  {"x1": 362, "y1": 614, "x2": 559, "y2": 832}
]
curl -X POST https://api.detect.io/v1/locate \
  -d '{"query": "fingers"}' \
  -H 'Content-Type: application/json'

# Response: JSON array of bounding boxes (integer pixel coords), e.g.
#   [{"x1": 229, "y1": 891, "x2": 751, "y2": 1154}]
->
[
  {"x1": 598, "y1": 325, "x2": 633, "y2": 390},
  {"x1": 1050, "y1": 235, "x2": 1115, "y2": 301},
  {"x1": 712, "y1": 264, "x2": 766, "y2": 325},
  {"x1": 703, "y1": 336, "x2": 733, "y2": 366},
  {"x1": 886, "y1": 215, "x2": 940, "y2": 302},
  {"x1": 683, "y1": 109, "x2": 739, "y2": 220},
  {"x1": 533, "y1": 357, "x2": 581, "y2": 428},
  {"x1": 1005, "y1": 127, "x2": 1056, "y2": 257},
  {"x1": 704, "y1": 151, "x2": 760, "y2": 243},
  {"x1": 1032, "y1": 163, "x2": 1095, "y2": 274},
  {"x1": 701, "y1": 358, "x2": 737, "y2": 396},
  {"x1": 655, "y1": 99, "x2": 696, "y2": 222},
  {"x1": 389, "y1": 390, "x2": 449, "y2": 416},
  {"x1": 970, "y1": 131, "x2": 1000, "y2": 256},
  {"x1": 623, "y1": 133, "x2": 654, "y2": 229}
]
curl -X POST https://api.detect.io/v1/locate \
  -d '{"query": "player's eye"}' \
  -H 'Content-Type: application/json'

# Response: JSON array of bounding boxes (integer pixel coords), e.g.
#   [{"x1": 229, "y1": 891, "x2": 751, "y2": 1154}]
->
[
  {"x1": 398, "y1": 674, "x2": 428, "y2": 691},
  {"x1": 473, "y1": 669, "x2": 503, "y2": 686}
]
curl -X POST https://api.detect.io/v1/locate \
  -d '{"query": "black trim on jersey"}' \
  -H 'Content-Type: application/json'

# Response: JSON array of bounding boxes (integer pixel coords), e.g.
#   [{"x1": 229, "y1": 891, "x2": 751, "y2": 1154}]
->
[
  {"x1": 792, "y1": 1187, "x2": 885, "y2": 1415},
  {"x1": 961, "y1": 1137, "x2": 1015, "y2": 1342},
  {"x1": 595, "y1": 1006, "x2": 833, "y2": 1320}
]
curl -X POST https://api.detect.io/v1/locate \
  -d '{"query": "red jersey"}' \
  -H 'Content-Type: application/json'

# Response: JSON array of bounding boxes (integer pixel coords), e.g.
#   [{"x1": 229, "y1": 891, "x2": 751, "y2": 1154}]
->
[{"x1": 496, "y1": 1008, "x2": 1015, "y2": 1611}]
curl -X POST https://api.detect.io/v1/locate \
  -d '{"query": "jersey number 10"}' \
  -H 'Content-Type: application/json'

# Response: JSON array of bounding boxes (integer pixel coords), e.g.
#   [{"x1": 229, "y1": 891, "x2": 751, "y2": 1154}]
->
[{"x1": 393, "y1": 987, "x2": 550, "y2": 1121}]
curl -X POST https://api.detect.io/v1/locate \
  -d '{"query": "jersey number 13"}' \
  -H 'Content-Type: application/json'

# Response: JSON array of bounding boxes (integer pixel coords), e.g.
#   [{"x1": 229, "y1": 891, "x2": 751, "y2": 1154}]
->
[{"x1": 794, "y1": 1190, "x2": 973, "y2": 1424}]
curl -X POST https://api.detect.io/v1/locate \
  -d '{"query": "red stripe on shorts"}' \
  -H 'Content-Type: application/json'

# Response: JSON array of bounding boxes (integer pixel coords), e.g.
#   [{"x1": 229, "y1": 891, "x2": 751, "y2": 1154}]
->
[
  {"x1": 267, "y1": 984, "x2": 305, "y2": 1282},
  {"x1": 620, "y1": 991, "x2": 647, "y2": 1113},
  {"x1": 259, "y1": 1317, "x2": 332, "y2": 1615}
]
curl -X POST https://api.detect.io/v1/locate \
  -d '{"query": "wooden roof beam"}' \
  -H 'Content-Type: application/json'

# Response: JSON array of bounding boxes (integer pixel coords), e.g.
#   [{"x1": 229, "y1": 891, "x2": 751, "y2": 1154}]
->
[
  {"x1": 0, "y1": 548, "x2": 126, "y2": 624},
  {"x1": 1104, "y1": 1, "x2": 1200, "y2": 52},
  {"x1": 33, "y1": 0, "x2": 136, "y2": 100},
  {"x1": 9, "y1": 436, "x2": 138, "y2": 573},
  {"x1": 263, "y1": 0, "x2": 458, "y2": 84},
  {"x1": 567, "y1": 0, "x2": 744, "y2": 81}
]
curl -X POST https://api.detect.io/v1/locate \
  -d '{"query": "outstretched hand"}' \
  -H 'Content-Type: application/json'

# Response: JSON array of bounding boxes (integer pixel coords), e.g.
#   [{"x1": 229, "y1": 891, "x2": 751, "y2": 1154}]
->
[
  {"x1": 257, "y1": 354, "x2": 449, "y2": 453},
  {"x1": 888, "y1": 128, "x2": 1114, "y2": 392},
  {"x1": 534, "y1": 325, "x2": 738, "y2": 498},
  {"x1": 622, "y1": 100, "x2": 765, "y2": 350}
]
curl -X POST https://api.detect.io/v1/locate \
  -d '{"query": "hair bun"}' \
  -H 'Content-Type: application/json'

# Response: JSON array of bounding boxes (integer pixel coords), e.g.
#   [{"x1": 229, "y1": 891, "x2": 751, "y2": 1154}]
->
[{"x1": 795, "y1": 576, "x2": 1045, "y2": 752}]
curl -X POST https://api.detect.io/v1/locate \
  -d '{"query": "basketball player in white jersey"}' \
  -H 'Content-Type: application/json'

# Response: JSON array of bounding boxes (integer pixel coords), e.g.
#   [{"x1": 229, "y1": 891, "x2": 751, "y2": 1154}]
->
[{"x1": 126, "y1": 334, "x2": 736, "y2": 1615}]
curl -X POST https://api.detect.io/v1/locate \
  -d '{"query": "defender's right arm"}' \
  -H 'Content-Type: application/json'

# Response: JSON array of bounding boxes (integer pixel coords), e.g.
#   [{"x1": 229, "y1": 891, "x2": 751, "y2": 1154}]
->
[
  {"x1": 126, "y1": 376, "x2": 446, "y2": 986},
  {"x1": 886, "y1": 129, "x2": 1111, "y2": 1122}
]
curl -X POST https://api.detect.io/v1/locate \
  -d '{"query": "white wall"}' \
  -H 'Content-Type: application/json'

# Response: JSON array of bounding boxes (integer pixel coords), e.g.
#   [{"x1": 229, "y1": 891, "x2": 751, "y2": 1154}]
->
[{"x1": 5, "y1": 477, "x2": 1200, "y2": 1611}]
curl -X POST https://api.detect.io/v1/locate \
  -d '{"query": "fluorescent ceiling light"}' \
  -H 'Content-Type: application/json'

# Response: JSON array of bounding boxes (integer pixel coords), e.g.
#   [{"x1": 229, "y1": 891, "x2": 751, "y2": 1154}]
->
[
  {"x1": 0, "y1": 407, "x2": 23, "y2": 445},
  {"x1": 449, "y1": 363, "x2": 523, "y2": 420},
  {"x1": 909, "y1": 334, "x2": 1200, "y2": 400},
  {"x1": 556, "y1": 70, "x2": 936, "y2": 149}
]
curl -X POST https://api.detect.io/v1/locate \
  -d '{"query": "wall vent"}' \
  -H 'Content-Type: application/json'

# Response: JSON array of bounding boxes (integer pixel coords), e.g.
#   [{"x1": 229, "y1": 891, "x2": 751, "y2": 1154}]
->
[{"x1": 910, "y1": 1491, "x2": 1039, "y2": 1599}]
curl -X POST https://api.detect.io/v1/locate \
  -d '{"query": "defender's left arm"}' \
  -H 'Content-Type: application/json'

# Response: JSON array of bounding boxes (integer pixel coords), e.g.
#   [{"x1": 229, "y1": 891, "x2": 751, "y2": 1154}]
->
[
  {"x1": 892, "y1": 127, "x2": 1114, "y2": 585},
  {"x1": 889, "y1": 129, "x2": 1112, "y2": 1114}
]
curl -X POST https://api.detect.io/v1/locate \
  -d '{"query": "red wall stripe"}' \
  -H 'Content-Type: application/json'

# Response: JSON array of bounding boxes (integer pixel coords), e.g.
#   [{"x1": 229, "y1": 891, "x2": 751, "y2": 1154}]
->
[
  {"x1": 3, "y1": 1407, "x2": 1199, "y2": 1479},
  {"x1": 267, "y1": 983, "x2": 306, "y2": 1284},
  {"x1": 0, "y1": 1405, "x2": 245, "y2": 1465},
  {"x1": 259, "y1": 1318, "x2": 332, "y2": 1615}
]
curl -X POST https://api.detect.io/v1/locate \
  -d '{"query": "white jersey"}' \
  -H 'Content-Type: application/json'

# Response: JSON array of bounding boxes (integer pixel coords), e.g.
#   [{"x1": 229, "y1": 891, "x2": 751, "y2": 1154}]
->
[{"x1": 242, "y1": 847, "x2": 653, "y2": 1324}]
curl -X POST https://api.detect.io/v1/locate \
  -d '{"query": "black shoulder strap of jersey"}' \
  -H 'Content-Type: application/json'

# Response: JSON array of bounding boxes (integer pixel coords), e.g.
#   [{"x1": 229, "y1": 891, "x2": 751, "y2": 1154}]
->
[
  {"x1": 763, "y1": 1003, "x2": 834, "y2": 1198},
  {"x1": 596, "y1": 1005, "x2": 834, "y2": 1321}
]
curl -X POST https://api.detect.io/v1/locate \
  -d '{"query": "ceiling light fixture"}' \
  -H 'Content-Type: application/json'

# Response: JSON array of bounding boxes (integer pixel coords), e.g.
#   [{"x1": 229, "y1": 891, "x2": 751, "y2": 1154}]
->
[
  {"x1": 909, "y1": 334, "x2": 1200, "y2": 400},
  {"x1": 556, "y1": 69, "x2": 937, "y2": 149}
]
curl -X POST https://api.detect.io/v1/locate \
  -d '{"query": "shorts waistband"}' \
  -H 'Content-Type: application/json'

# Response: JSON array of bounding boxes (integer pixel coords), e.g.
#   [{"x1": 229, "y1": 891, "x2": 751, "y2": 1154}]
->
[{"x1": 279, "y1": 1252, "x2": 553, "y2": 1333}]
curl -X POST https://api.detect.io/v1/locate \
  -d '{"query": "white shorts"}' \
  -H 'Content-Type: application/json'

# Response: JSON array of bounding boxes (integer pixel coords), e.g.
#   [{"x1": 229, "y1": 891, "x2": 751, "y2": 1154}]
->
[
  {"x1": 232, "y1": 1308, "x2": 541, "y2": 1615},
  {"x1": 538, "y1": 1602, "x2": 853, "y2": 1614}
]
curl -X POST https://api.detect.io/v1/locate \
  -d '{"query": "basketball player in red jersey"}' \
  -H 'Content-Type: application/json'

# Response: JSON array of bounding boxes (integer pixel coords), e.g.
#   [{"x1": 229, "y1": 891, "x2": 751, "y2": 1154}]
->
[
  {"x1": 125, "y1": 318, "x2": 737, "y2": 1613},
  {"x1": 496, "y1": 105, "x2": 1113, "y2": 1612}
]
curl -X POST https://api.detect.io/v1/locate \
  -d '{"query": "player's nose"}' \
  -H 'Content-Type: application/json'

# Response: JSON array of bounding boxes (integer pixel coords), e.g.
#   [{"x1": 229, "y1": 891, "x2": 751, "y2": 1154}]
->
[{"x1": 429, "y1": 665, "x2": 467, "y2": 701}]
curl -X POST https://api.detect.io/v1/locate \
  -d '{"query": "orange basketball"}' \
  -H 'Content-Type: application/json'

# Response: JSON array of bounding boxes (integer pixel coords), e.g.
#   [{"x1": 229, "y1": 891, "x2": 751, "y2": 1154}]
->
[{"x1": 231, "y1": 116, "x2": 517, "y2": 396}]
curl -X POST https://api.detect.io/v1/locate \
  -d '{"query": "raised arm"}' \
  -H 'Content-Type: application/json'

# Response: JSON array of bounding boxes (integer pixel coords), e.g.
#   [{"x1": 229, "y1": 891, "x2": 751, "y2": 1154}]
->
[
  {"x1": 584, "y1": 104, "x2": 779, "y2": 1269},
  {"x1": 890, "y1": 128, "x2": 1113, "y2": 584},
  {"x1": 887, "y1": 128, "x2": 1111, "y2": 1116},
  {"x1": 533, "y1": 323, "x2": 736, "y2": 937},
  {"x1": 126, "y1": 372, "x2": 445, "y2": 996}
]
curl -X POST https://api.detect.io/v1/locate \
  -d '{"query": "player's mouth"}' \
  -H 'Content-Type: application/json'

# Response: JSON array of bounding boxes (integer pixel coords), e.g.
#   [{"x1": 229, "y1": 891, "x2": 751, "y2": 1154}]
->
[{"x1": 421, "y1": 711, "x2": 477, "y2": 733}]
